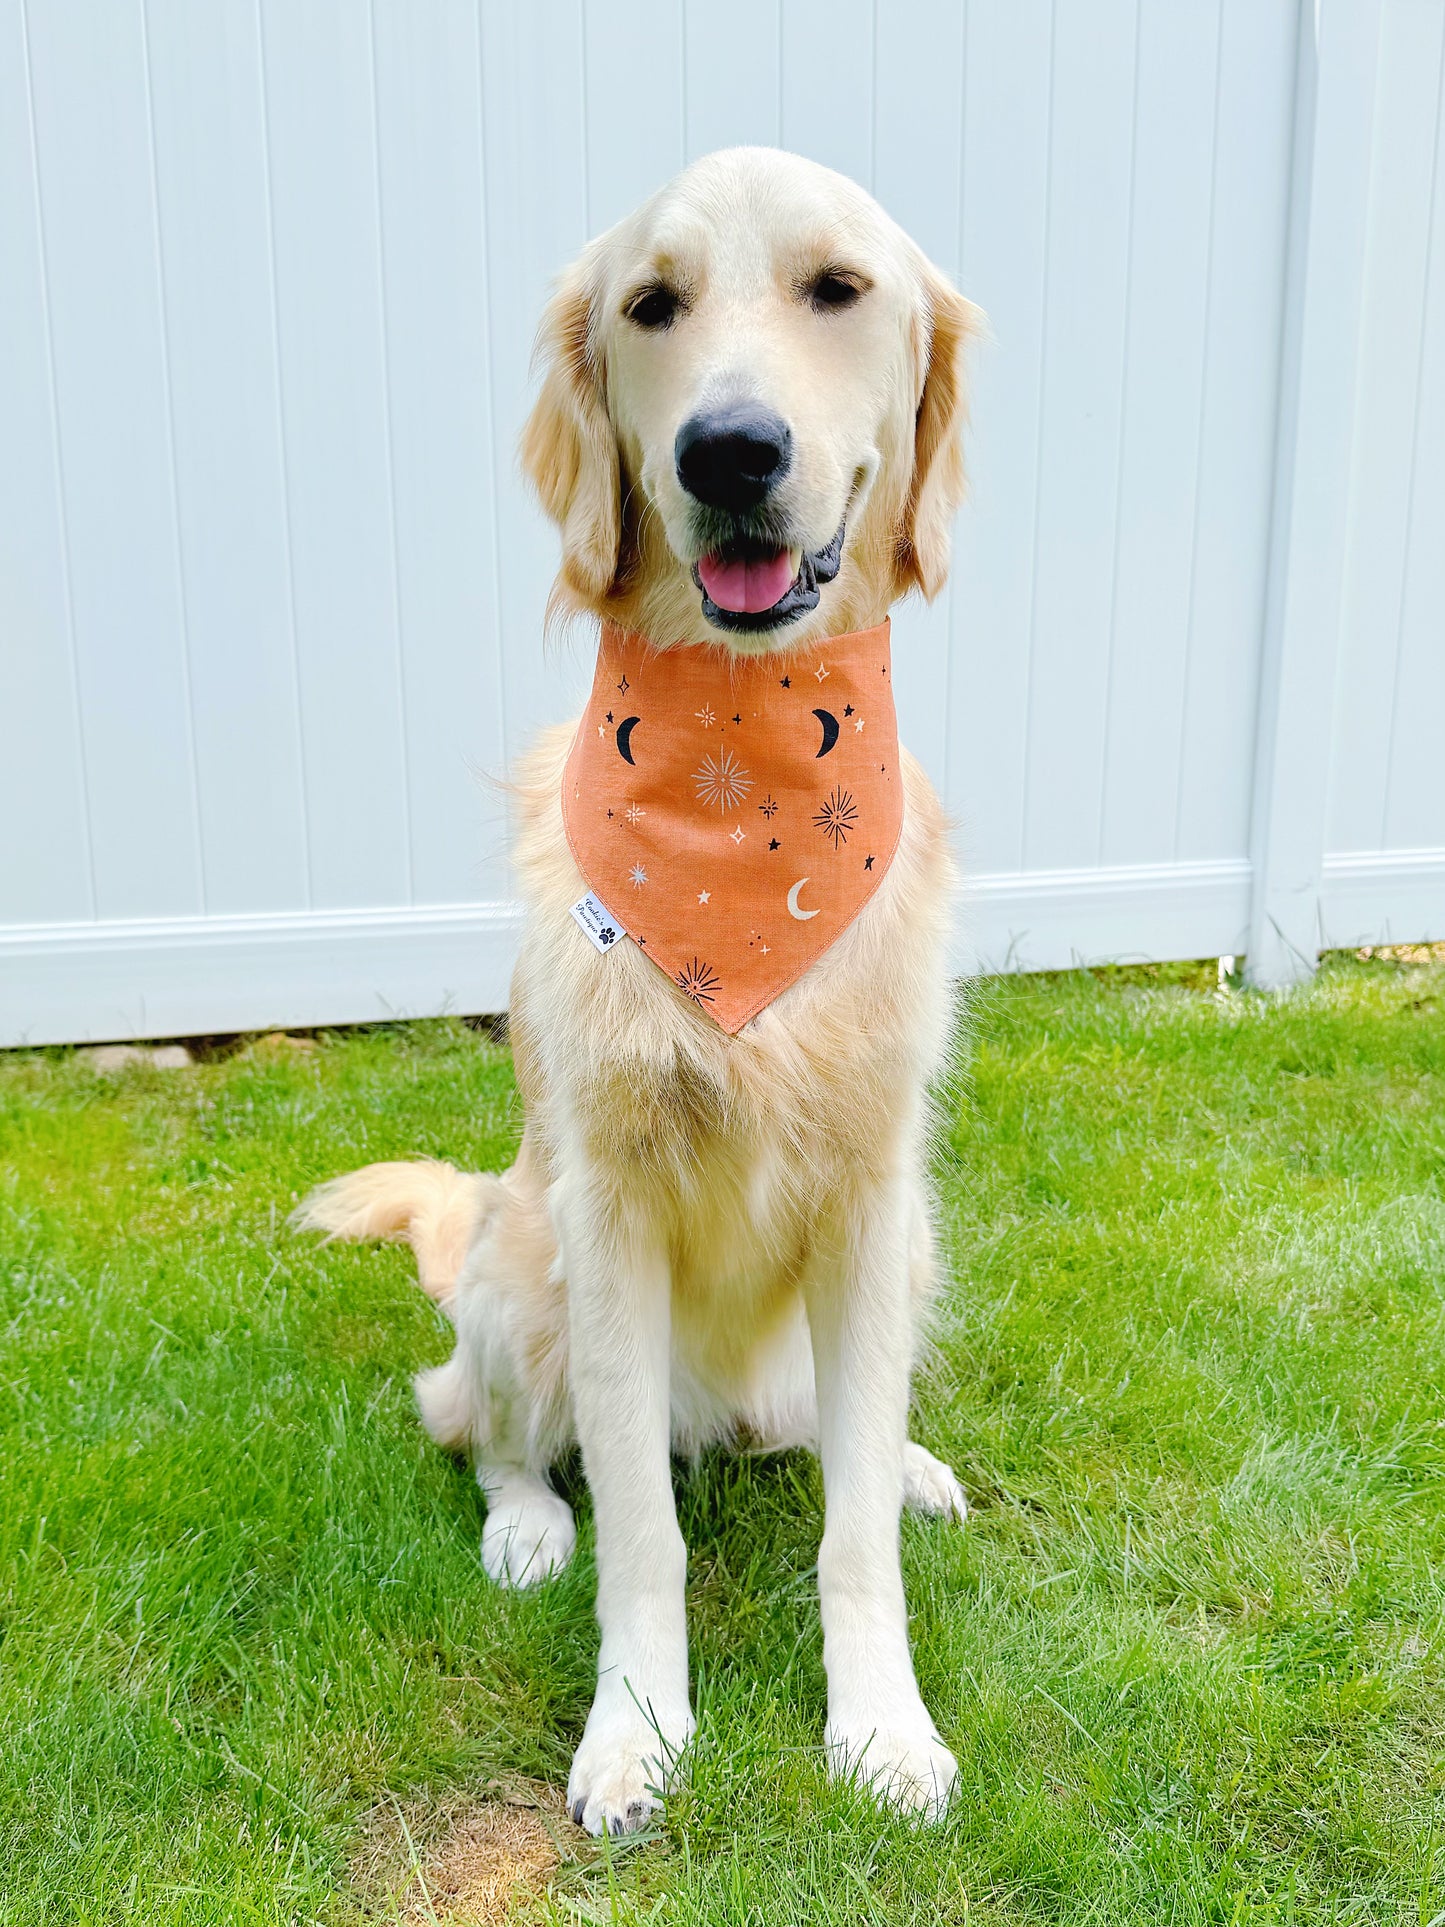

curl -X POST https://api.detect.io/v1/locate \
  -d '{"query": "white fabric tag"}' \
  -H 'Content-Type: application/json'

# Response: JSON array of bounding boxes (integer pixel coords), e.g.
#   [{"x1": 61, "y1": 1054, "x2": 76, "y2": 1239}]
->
[{"x1": 569, "y1": 891, "x2": 626, "y2": 953}]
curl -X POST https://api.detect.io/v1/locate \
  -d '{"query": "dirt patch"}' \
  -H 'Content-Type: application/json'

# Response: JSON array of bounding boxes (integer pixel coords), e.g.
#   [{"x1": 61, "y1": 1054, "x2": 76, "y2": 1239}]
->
[{"x1": 352, "y1": 1780, "x2": 566, "y2": 1924}]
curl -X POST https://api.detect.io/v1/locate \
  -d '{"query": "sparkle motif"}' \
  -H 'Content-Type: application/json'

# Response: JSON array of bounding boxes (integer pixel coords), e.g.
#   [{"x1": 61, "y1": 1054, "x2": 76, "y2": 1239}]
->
[
  {"x1": 732, "y1": 713, "x2": 742, "y2": 726},
  {"x1": 617, "y1": 674, "x2": 630, "y2": 694},
  {"x1": 675, "y1": 957, "x2": 720, "y2": 1008},
  {"x1": 729, "y1": 825, "x2": 746, "y2": 845},
  {"x1": 813, "y1": 785, "x2": 859, "y2": 850},
  {"x1": 629, "y1": 863, "x2": 648, "y2": 888},
  {"x1": 695, "y1": 704, "x2": 715, "y2": 727},
  {"x1": 625, "y1": 802, "x2": 646, "y2": 825},
  {"x1": 693, "y1": 747, "x2": 753, "y2": 810},
  {"x1": 758, "y1": 794, "x2": 778, "y2": 818},
  {"x1": 814, "y1": 663, "x2": 830, "y2": 682}
]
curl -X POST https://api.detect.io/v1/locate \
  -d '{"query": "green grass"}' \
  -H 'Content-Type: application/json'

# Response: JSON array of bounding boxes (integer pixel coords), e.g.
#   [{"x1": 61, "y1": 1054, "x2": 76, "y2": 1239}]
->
[{"x1": 2, "y1": 954, "x2": 1444, "y2": 1924}]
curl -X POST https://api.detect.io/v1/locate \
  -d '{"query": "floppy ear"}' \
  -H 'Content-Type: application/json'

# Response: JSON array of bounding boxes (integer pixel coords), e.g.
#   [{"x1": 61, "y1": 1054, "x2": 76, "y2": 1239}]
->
[
  {"x1": 898, "y1": 265, "x2": 982, "y2": 602},
  {"x1": 520, "y1": 256, "x2": 620, "y2": 603}
]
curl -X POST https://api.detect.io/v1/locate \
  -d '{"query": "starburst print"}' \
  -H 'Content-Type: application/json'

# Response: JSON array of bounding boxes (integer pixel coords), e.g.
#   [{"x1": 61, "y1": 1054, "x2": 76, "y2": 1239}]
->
[
  {"x1": 675, "y1": 958, "x2": 721, "y2": 1008},
  {"x1": 629, "y1": 863, "x2": 648, "y2": 888},
  {"x1": 625, "y1": 802, "x2": 646, "y2": 825},
  {"x1": 693, "y1": 748, "x2": 753, "y2": 810},
  {"x1": 758, "y1": 794, "x2": 778, "y2": 818},
  {"x1": 813, "y1": 785, "x2": 859, "y2": 850},
  {"x1": 695, "y1": 703, "x2": 715, "y2": 727}
]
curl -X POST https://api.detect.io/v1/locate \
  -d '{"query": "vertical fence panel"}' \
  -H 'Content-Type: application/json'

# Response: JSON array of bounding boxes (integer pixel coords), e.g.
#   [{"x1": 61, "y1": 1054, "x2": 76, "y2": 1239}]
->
[
  {"x1": 1097, "y1": 0, "x2": 1220, "y2": 868},
  {"x1": 370, "y1": 0, "x2": 508, "y2": 907},
  {"x1": 257, "y1": 0, "x2": 411, "y2": 911},
  {"x1": 951, "y1": 0, "x2": 1054, "y2": 877},
  {"x1": 23, "y1": 0, "x2": 203, "y2": 920},
  {"x1": 1175, "y1": 0, "x2": 1298, "y2": 865},
  {"x1": 0, "y1": 2, "x2": 93, "y2": 924},
  {"x1": 1021, "y1": 0, "x2": 1138, "y2": 873},
  {"x1": 1327, "y1": 1, "x2": 1445, "y2": 858},
  {"x1": 682, "y1": 0, "x2": 782, "y2": 159},
  {"x1": 145, "y1": 0, "x2": 310, "y2": 916}
]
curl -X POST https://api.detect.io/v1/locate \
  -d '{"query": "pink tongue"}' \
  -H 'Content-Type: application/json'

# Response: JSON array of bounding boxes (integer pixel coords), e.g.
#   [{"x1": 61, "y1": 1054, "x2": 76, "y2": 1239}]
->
[{"x1": 698, "y1": 546, "x2": 796, "y2": 615}]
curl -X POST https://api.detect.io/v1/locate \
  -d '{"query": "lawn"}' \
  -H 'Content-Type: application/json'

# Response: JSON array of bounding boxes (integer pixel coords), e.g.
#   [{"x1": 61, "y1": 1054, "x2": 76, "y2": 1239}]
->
[{"x1": 2, "y1": 954, "x2": 1443, "y2": 1925}]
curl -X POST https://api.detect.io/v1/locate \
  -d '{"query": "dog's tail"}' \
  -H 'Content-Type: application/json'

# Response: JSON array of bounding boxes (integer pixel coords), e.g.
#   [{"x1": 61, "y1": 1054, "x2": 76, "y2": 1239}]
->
[{"x1": 291, "y1": 1158, "x2": 494, "y2": 1311}]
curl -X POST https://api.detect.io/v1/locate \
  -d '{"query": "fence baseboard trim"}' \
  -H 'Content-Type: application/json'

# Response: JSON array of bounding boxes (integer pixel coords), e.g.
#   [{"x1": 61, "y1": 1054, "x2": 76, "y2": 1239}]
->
[
  {"x1": 0, "y1": 903, "x2": 524, "y2": 1048},
  {"x1": 1319, "y1": 849, "x2": 1445, "y2": 950},
  {"x1": 4, "y1": 852, "x2": 1438, "y2": 1046},
  {"x1": 0, "y1": 861, "x2": 1232, "y2": 1045}
]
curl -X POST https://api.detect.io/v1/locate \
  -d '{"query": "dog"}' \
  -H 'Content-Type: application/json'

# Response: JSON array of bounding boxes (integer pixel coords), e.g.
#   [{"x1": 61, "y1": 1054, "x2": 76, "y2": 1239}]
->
[{"x1": 296, "y1": 147, "x2": 980, "y2": 1835}]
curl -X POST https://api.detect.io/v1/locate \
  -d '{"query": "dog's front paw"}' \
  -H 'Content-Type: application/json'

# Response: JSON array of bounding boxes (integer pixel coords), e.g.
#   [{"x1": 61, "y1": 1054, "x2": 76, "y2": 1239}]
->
[
  {"x1": 826, "y1": 1710, "x2": 958, "y2": 1820},
  {"x1": 902, "y1": 1441, "x2": 968, "y2": 1523},
  {"x1": 567, "y1": 1700, "x2": 694, "y2": 1836},
  {"x1": 480, "y1": 1486, "x2": 576, "y2": 1588}
]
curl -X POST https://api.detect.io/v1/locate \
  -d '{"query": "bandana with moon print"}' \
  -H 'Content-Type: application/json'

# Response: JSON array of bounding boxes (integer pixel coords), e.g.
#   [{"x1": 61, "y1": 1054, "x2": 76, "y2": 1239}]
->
[{"x1": 562, "y1": 619, "x2": 902, "y2": 1033}]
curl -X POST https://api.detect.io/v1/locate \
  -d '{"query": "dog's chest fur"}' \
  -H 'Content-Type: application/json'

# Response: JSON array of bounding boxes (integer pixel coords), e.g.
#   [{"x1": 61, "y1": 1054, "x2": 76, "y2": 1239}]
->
[{"x1": 507, "y1": 722, "x2": 957, "y2": 1301}]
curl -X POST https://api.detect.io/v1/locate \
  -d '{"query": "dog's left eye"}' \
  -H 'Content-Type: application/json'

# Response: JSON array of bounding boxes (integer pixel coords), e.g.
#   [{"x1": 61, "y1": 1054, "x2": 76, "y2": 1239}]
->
[
  {"x1": 807, "y1": 271, "x2": 866, "y2": 313},
  {"x1": 625, "y1": 285, "x2": 680, "y2": 330}
]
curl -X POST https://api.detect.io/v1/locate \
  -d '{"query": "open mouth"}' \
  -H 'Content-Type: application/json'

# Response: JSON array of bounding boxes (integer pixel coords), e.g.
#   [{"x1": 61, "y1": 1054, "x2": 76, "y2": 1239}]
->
[{"x1": 692, "y1": 524, "x2": 845, "y2": 633}]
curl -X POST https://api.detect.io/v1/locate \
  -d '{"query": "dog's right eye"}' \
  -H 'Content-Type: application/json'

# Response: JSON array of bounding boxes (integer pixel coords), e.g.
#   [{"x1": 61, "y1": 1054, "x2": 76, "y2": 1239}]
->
[{"x1": 625, "y1": 285, "x2": 680, "y2": 330}]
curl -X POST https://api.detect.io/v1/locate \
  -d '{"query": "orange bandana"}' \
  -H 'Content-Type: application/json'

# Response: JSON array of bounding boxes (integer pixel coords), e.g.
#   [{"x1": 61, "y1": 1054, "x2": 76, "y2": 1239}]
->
[{"x1": 562, "y1": 619, "x2": 902, "y2": 1032}]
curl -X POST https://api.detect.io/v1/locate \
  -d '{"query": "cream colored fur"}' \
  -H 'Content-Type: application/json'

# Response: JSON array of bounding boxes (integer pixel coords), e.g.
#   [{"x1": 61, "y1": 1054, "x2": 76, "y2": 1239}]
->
[{"x1": 296, "y1": 147, "x2": 978, "y2": 1836}]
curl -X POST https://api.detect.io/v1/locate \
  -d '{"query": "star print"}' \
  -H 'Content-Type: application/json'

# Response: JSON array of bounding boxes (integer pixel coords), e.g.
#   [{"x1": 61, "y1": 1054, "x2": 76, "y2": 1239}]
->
[
  {"x1": 617, "y1": 674, "x2": 630, "y2": 694},
  {"x1": 629, "y1": 864, "x2": 648, "y2": 888},
  {"x1": 729, "y1": 825, "x2": 746, "y2": 845},
  {"x1": 759, "y1": 943, "x2": 770, "y2": 955},
  {"x1": 864, "y1": 854, "x2": 875, "y2": 870},
  {"x1": 698, "y1": 889, "x2": 710, "y2": 905},
  {"x1": 768, "y1": 837, "x2": 780, "y2": 851},
  {"x1": 780, "y1": 675, "x2": 791, "y2": 689},
  {"x1": 732, "y1": 713, "x2": 742, "y2": 726},
  {"x1": 606, "y1": 711, "x2": 614, "y2": 723},
  {"x1": 597, "y1": 723, "x2": 605, "y2": 737},
  {"x1": 814, "y1": 663, "x2": 830, "y2": 682},
  {"x1": 844, "y1": 704, "x2": 854, "y2": 717},
  {"x1": 854, "y1": 716, "x2": 865, "y2": 731}
]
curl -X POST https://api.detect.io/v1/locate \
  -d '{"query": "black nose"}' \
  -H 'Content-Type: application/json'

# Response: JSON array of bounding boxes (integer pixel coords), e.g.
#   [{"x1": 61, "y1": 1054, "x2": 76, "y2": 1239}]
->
[{"x1": 675, "y1": 404, "x2": 792, "y2": 514}]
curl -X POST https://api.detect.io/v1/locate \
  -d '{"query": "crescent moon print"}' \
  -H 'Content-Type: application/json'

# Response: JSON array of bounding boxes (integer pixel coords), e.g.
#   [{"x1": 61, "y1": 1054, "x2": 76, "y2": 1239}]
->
[
  {"x1": 615, "y1": 716, "x2": 640, "y2": 764},
  {"x1": 786, "y1": 878, "x2": 820, "y2": 921},
  {"x1": 813, "y1": 708, "x2": 840, "y2": 757}
]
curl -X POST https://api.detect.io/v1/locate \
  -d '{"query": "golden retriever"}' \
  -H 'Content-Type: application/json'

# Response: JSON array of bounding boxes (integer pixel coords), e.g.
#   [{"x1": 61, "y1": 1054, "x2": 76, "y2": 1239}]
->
[{"x1": 297, "y1": 147, "x2": 980, "y2": 1835}]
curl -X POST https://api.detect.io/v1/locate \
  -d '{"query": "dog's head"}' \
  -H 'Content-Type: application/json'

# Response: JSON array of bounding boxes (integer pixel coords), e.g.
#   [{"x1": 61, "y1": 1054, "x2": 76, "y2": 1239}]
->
[{"x1": 522, "y1": 148, "x2": 980, "y2": 648}]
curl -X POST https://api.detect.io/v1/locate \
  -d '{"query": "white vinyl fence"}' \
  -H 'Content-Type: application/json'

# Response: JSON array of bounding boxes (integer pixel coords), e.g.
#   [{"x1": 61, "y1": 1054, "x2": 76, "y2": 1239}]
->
[{"x1": 1, "y1": 0, "x2": 1442, "y2": 1046}]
